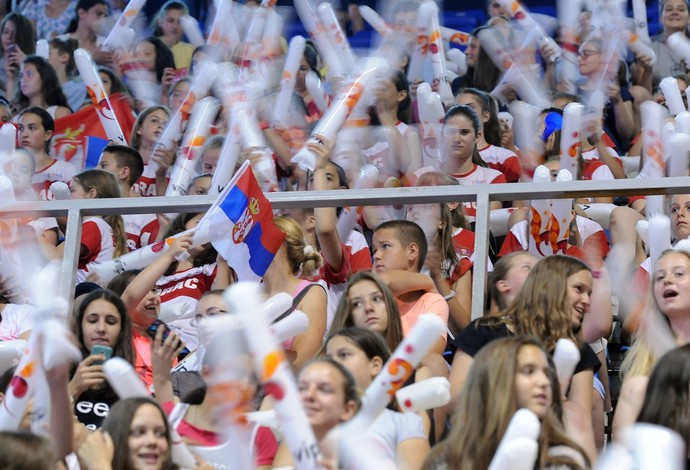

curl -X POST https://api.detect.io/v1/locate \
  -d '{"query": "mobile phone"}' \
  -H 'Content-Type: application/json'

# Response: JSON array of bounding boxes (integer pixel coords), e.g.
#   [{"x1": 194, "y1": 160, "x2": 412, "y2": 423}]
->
[
  {"x1": 91, "y1": 345, "x2": 112, "y2": 365},
  {"x1": 171, "y1": 68, "x2": 188, "y2": 81},
  {"x1": 7, "y1": 44, "x2": 17, "y2": 68},
  {"x1": 146, "y1": 319, "x2": 190, "y2": 357}
]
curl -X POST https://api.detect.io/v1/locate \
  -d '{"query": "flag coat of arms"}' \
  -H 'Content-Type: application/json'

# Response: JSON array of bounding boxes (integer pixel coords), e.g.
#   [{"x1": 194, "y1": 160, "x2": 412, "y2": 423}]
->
[
  {"x1": 201, "y1": 161, "x2": 285, "y2": 281},
  {"x1": 52, "y1": 93, "x2": 136, "y2": 170}
]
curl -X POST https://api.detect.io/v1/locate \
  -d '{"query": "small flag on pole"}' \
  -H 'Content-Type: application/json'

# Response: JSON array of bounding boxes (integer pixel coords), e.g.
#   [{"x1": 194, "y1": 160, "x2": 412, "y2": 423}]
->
[{"x1": 200, "y1": 161, "x2": 285, "y2": 281}]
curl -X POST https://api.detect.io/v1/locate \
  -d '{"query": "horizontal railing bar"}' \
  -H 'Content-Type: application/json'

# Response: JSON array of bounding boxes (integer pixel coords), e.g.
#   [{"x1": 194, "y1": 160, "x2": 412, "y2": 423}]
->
[{"x1": 2, "y1": 177, "x2": 690, "y2": 218}]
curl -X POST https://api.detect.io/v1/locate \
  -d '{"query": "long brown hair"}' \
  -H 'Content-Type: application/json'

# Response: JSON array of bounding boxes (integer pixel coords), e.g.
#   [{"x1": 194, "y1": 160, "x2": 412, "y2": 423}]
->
[
  {"x1": 72, "y1": 169, "x2": 127, "y2": 257},
  {"x1": 329, "y1": 271, "x2": 404, "y2": 352},
  {"x1": 423, "y1": 336, "x2": 588, "y2": 470},
  {"x1": 101, "y1": 397, "x2": 176, "y2": 470},
  {"x1": 497, "y1": 255, "x2": 591, "y2": 351}
]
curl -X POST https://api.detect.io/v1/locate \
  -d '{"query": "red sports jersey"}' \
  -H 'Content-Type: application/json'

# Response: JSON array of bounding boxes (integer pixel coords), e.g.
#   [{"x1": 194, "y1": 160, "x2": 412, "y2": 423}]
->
[
  {"x1": 451, "y1": 164, "x2": 506, "y2": 221},
  {"x1": 479, "y1": 144, "x2": 521, "y2": 183}
]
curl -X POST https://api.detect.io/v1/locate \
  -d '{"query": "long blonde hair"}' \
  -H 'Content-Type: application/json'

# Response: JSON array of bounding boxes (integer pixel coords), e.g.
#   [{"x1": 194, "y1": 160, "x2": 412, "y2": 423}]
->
[
  {"x1": 273, "y1": 216, "x2": 323, "y2": 278},
  {"x1": 621, "y1": 249, "x2": 690, "y2": 379}
]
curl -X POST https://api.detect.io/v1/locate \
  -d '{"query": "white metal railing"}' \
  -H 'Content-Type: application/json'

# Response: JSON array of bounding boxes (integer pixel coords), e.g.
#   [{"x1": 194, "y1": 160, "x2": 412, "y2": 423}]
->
[{"x1": 3, "y1": 177, "x2": 690, "y2": 318}]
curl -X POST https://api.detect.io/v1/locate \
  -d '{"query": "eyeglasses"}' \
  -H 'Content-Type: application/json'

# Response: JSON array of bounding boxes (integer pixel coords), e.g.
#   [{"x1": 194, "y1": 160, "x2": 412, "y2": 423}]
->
[
  {"x1": 578, "y1": 49, "x2": 600, "y2": 58},
  {"x1": 192, "y1": 307, "x2": 228, "y2": 327}
]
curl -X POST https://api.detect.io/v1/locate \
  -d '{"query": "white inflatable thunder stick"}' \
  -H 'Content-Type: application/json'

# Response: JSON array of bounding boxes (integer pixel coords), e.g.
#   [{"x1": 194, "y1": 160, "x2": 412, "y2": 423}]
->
[
  {"x1": 667, "y1": 32, "x2": 690, "y2": 65},
  {"x1": 74, "y1": 49, "x2": 126, "y2": 144},
  {"x1": 660, "y1": 77, "x2": 686, "y2": 115},
  {"x1": 270, "y1": 311, "x2": 309, "y2": 344},
  {"x1": 294, "y1": 0, "x2": 345, "y2": 81},
  {"x1": 629, "y1": 423, "x2": 685, "y2": 470},
  {"x1": 225, "y1": 282, "x2": 321, "y2": 470},
  {"x1": 640, "y1": 101, "x2": 666, "y2": 178},
  {"x1": 318, "y1": 2, "x2": 357, "y2": 76},
  {"x1": 0, "y1": 335, "x2": 40, "y2": 431},
  {"x1": 396, "y1": 377, "x2": 450, "y2": 413},
  {"x1": 206, "y1": 0, "x2": 240, "y2": 55},
  {"x1": 527, "y1": 165, "x2": 553, "y2": 257},
  {"x1": 35, "y1": 39, "x2": 49, "y2": 59},
  {"x1": 259, "y1": 292, "x2": 294, "y2": 324},
  {"x1": 559, "y1": 102, "x2": 584, "y2": 179},
  {"x1": 336, "y1": 164, "x2": 379, "y2": 241},
  {"x1": 292, "y1": 58, "x2": 385, "y2": 171},
  {"x1": 304, "y1": 71, "x2": 330, "y2": 113},
  {"x1": 104, "y1": 358, "x2": 197, "y2": 468},
  {"x1": 556, "y1": 0, "x2": 581, "y2": 92},
  {"x1": 626, "y1": 31, "x2": 656, "y2": 66},
  {"x1": 166, "y1": 96, "x2": 221, "y2": 197},
  {"x1": 441, "y1": 26, "x2": 471, "y2": 45},
  {"x1": 423, "y1": 1, "x2": 454, "y2": 107},
  {"x1": 631, "y1": 0, "x2": 652, "y2": 43},
  {"x1": 272, "y1": 35, "x2": 306, "y2": 128},
  {"x1": 416, "y1": 82, "x2": 446, "y2": 170},
  {"x1": 88, "y1": 227, "x2": 204, "y2": 284},
  {"x1": 203, "y1": 318, "x2": 255, "y2": 470},
  {"x1": 668, "y1": 133, "x2": 690, "y2": 178},
  {"x1": 496, "y1": 0, "x2": 562, "y2": 61},
  {"x1": 103, "y1": 0, "x2": 145, "y2": 50},
  {"x1": 208, "y1": 120, "x2": 241, "y2": 195},
  {"x1": 347, "y1": 314, "x2": 446, "y2": 431},
  {"x1": 181, "y1": 15, "x2": 205, "y2": 47},
  {"x1": 488, "y1": 409, "x2": 541, "y2": 470},
  {"x1": 359, "y1": 5, "x2": 392, "y2": 36},
  {"x1": 647, "y1": 214, "x2": 672, "y2": 271},
  {"x1": 149, "y1": 60, "x2": 219, "y2": 174},
  {"x1": 407, "y1": 0, "x2": 435, "y2": 82},
  {"x1": 552, "y1": 338, "x2": 580, "y2": 397},
  {"x1": 549, "y1": 170, "x2": 573, "y2": 254}
]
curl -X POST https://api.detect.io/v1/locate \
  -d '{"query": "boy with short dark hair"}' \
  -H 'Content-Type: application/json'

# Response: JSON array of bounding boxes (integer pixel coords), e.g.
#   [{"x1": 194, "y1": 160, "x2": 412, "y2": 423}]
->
[
  {"x1": 98, "y1": 145, "x2": 156, "y2": 251},
  {"x1": 372, "y1": 219, "x2": 449, "y2": 354}
]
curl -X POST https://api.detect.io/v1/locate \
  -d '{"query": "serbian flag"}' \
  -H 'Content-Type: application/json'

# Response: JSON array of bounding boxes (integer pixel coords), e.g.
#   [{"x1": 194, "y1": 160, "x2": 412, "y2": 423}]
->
[
  {"x1": 200, "y1": 160, "x2": 285, "y2": 281},
  {"x1": 51, "y1": 93, "x2": 136, "y2": 170}
]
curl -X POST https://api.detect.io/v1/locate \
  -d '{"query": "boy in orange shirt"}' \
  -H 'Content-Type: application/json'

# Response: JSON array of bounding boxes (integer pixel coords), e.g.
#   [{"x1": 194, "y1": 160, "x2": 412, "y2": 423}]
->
[{"x1": 372, "y1": 220, "x2": 449, "y2": 354}]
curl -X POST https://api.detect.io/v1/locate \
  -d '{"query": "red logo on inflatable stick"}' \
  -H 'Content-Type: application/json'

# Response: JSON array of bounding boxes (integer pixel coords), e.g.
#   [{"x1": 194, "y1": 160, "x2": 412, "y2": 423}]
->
[
  {"x1": 10, "y1": 376, "x2": 28, "y2": 398},
  {"x1": 264, "y1": 382, "x2": 285, "y2": 401}
]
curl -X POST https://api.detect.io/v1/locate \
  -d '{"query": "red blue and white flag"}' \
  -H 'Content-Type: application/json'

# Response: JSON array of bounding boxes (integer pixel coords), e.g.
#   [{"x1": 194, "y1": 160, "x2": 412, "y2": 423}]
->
[
  {"x1": 52, "y1": 93, "x2": 136, "y2": 170},
  {"x1": 201, "y1": 161, "x2": 285, "y2": 281}
]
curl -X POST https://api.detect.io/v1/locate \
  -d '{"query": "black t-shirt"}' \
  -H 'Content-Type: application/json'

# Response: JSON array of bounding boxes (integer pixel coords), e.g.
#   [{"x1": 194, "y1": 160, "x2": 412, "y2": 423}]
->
[
  {"x1": 74, "y1": 387, "x2": 118, "y2": 431},
  {"x1": 453, "y1": 318, "x2": 601, "y2": 374}
]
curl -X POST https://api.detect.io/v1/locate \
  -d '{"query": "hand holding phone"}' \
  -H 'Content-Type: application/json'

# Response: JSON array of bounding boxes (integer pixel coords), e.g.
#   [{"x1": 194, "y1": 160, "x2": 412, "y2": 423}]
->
[
  {"x1": 90, "y1": 345, "x2": 113, "y2": 365},
  {"x1": 7, "y1": 44, "x2": 18, "y2": 68},
  {"x1": 148, "y1": 319, "x2": 190, "y2": 358}
]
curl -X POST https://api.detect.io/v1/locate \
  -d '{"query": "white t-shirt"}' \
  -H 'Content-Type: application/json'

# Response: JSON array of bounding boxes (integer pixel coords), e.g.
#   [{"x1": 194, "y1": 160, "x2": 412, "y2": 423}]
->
[
  {"x1": 0, "y1": 303, "x2": 34, "y2": 340},
  {"x1": 32, "y1": 159, "x2": 78, "y2": 200}
]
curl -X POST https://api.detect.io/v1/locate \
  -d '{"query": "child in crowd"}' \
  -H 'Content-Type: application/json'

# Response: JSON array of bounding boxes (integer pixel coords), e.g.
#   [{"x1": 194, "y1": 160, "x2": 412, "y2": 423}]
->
[
  {"x1": 97, "y1": 144, "x2": 157, "y2": 251},
  {"x1": 130, "y1": 105, "x2": 172, "y2": 197},
  {"x1": 21, "y1": 106, "x2": 77, "y2": 200},
  {"x1": 372, "y1": 219, "x2": 449, "y2": 355}
]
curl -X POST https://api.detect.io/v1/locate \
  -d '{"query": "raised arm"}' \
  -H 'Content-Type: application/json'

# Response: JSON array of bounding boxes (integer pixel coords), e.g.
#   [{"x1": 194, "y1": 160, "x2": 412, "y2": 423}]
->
[
  {"x1": 310, "y1": 136, "x2": 344, "y2": 273},
  {"x1": 120, "y1": 234, "x2": 192, "y2": 314}
]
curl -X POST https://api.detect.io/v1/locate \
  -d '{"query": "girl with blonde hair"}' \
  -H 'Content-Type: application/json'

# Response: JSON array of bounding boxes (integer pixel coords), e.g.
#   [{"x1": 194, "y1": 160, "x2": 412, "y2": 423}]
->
[
  {"x1": 614, "y1": 247, "x2": 690, "y2": 438},
  {"x1": 264, "y1": 216, "x2": 327, "y2": 369}
]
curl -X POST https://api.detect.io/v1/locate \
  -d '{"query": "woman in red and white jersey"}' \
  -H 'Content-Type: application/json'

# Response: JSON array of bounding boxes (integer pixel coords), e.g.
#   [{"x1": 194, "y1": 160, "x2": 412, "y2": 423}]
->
[
  {"x1": 130, "y1": 105, "x2": 172, "y2": 197},
  {"x1": 441, "y1": 105, "x2": 506, "y2": 223},
  {"x1": 456, "y1": 88, "x2": 521, "y2": 183}
]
